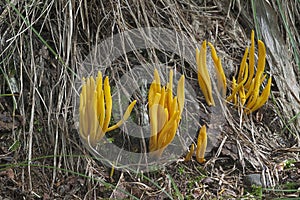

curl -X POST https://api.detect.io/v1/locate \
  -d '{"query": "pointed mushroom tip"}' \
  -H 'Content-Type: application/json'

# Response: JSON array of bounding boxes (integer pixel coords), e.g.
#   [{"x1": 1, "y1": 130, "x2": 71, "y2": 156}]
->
[{"x1": 258, "y1": 40, "x2": 266, "y2": 49}]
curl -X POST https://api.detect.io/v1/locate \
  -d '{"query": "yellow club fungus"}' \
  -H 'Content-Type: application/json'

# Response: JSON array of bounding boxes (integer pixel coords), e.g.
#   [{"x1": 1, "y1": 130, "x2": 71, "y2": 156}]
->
[
  {"x1": 196, "y1": 41, "x2": 215, "y2": 106},
  {"x1": 196, "y1": 41, "x2": 227, "y2": 106},
  {"x1": 196, "y1": 125, "x2": 207, "y2": 164},
  {"x1": 208, "y1": 42, "x2": 227, "y2": 97},
  {"x1": 79, "y1": 71, "x2": 137, "y2": 147},
  {"x1": 184, "y1": 144, "x2": 195, "y2": 162},
  {"x1": 226, "y1": 30, "x2": 272, "y2": 114},
  {"x1": 184, "y1": 125, "x2": 208, "y2": 163},
  {"x1": 148, "y1": 69, "x2": 185, "y2": 158}
]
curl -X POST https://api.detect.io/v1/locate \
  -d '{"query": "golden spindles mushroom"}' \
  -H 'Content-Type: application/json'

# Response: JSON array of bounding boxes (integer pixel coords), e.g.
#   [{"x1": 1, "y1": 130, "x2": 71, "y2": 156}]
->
[
  {"x1": 184, "y1": 125, "x2": 208, "y2": 163},
  {"x1": 245, "y1": 40, "x2": 268, "y2": 110},
  {"x1": 196, "y1": 125, "x2": 207, "y2": 164},
  {"x1": 148, "y1": 69, "x2": 185, "y2": 158},
  {"x1": 244, "y1": 30, "x2": 256, "y2": 90},
  {"x1": 225, "y1": 30, "x2": 272, "y2": 114},
  {"x1": 208, "y1": 42, "x2": 227, "y2": 97},
  {"x1": 227, "y1": 47, "x2": 249, "y2": 104},
  {"x1": 79, "y1": 71, "x2": 137, "y2": 147},
  {"x1": 245, "y1": 76, "x2": 272, "y2": 114},
  {"x1": 197, "y1": 41, "x2": 227, "y2": 106},
  {"x1": 196, "y1": 41, "x2": 215, "y2": 106},
  {"x1": 184, "y1": 144, "x2": 195, "y2": 162}
]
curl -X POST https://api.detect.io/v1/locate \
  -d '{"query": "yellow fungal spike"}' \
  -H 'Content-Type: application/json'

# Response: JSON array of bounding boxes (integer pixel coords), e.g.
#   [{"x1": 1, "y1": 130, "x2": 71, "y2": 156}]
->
[
  {"x1": 148, "y1": 69, "x2": 184, "y2": 157},
  {"x1": 245, "y1": 73, "x2": 263, "y2": 110},
  {"x1": 197, "y1": 73, "x2": 209, "y2": 102},
  {"x1": 239, "y1": 85, "x2": 246, "y2": 106},
  {"x1": 89, "y1": 91, "x2": 99, "y2": 145},
  {"x1": 96, "y1": 71, "x2": 103, "y2": 94},
  {"x1": 166, "y1": 84, "x2": 173, "y2": 114},
  {"x1": 237, "y1": 47, "x2": 249, "y2": 84},
  {"x1": 177, "y1": 75, "x2": 185, "y2": 115},
  {"x1": 196, "y1": 125, "x2": 207, "y2": 164},
  {"x1": 245, "y1": 40, "x2": 266, "y2": 111},
  {"x1": 196, "y1": 41, "x2": 215, "y2": 106},
  {"x1": 148, "y1": 83, "x2": 156, "y2": 108},
  {"x1": 79, "y1": 83, "x2": 87, "y2": 138},
  {"x1": 149, "y1": 69, "x2": 162, "y2": 108},
  {"x1": 170, "y1": 96, "x2": 178, "y2": 118},
  {"x1": 154, "y1": 121, "x2": 178, "y2": 158},
  {"x1": 227, "y1": 63, "x2": 248, "y2": 102},
  {"x1": 184, "y1": 144, "x2": 195, "y2": 162},
  {"x1": 156, "y1": 107, "x2": 168, "y2": 133},
  {"x1": 245, "y1": 30, "x2": 255, "y2": 89},
  {"x1": 157, "y1": 111, "x2": 180, "y2": 149},
  {"x1": 103, "y1": 77, "x2": 112, "y2": 132},
  {"x1": 208, "y1": 42, "x2": 227, "y2": 97},
  {"x1": 246, "y1": 77, "x2": 272, "y2": 114},
  {"x1": 98, "y1": 91, "x2": 105, "y2": 128},
  {"x1": 149, "y1": 93, "x2": 162, "y2": 152},
  {"x1": 154, "y1": 68, "x2": 161, "y2": 94},
  {"x1": 230, "y1": 77, "x2": 238, "y2": 105},
  {"x1": 208, "y1": 42, "x2": 219, "y2": 64},
  {"x1": 159, "y1": 87, "x2": 166, "y2": 107},
  {"x1": 245, "y1": 78, "x2": 255, "y2": 99},
  {"x1": 256, "y1": 40, "x2": 266, "y2": 77},
  {"x1": 107, "y1": 100, "x2": 137, "y2": 132},
  {"x1": 96, "y1": 72, "x2": 103, "y2": 118},
  {"x1": 157, "y1": 89, "x2": 167, "y2": 132},
  {"x1": 79, "y1": 71, "x2": 137, "y2": 146},
  {"x1": 168, "y1": 69, "x2": 173, "y2": 94}
]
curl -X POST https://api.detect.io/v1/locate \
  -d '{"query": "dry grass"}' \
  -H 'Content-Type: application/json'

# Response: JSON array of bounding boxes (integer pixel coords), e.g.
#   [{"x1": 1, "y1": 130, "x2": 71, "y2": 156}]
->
[{"x1": 0, "y1": 0, "x2": 299, "y2": 199}]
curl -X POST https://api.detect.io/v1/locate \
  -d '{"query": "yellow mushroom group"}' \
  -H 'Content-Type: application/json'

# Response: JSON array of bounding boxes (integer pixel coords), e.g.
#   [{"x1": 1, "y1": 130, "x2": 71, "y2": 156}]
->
[
  {"x1": 197, "y1": 30, "x2": 272, "y2": 114},
  {"x1": 196, "y1": 41, "x2": 227, "y2": 106},
  {"x1": 79, "y1": 71, "x2": 136, "y2": 147},
  {"x1": 184, "y1": 125, "x2": 207, "y2": 163},
  {"x1": 78, "y1": 30, "x2": 272, "y2": 165},
  {"x1": 226, "y1": 31, "x2": 272, "y2": 114},
  {"x1": 148, "y1": 69, "x2": 185, "y2": 158}
]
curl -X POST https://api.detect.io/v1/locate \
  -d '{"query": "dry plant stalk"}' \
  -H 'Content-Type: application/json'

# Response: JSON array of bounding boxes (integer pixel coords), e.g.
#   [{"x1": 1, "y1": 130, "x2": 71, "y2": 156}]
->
[
  {"x1": 148, "y1": 69, "x2": 185, "y2": 158},
  {"x1": 79, "y1": 71, "x2": 137, "y2": 146}
]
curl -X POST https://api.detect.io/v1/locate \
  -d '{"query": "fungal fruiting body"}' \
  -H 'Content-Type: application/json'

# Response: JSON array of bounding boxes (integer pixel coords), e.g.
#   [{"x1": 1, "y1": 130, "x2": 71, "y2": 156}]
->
[
  {"x1": 196, "y1": 41, "x2": 227, "y2": 106},
  {"x1": 196, "y1": 125, "x2": 207, "y2": 164},
  {"x1": 79, "y1": 71, "x2": 136, "y2": 147},
  {"x1": 226, "y1": 30, "x2": 272, "y2": 114},
  {"x1": 148, "y1": 69, "x2": 185, "y2": 158}
]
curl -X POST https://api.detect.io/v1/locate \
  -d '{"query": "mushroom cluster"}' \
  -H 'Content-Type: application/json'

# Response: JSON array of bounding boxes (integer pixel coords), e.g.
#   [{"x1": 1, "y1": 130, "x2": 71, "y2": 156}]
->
[
  {"x1": 196, "y1": 41, "x2": 227, "y2": 106},
  {"x1": 148, "y1": 69, "x2": 185, "y2": 158},
  {"x1": 185, "y1": 125, "x2": 207, "y2": 164},
  {"x1": 197, "y1": 30, "x2": 272, "y2": 114},
  {"x1": 78, "y1": 30, "x2": 272, "y2": 165},
  {"x1": 79, "y1": 71, "x2": 136, "y2": 147},
  {"x1": 227, "y1": 31, "x2": 272, "y2": 114}
]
